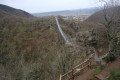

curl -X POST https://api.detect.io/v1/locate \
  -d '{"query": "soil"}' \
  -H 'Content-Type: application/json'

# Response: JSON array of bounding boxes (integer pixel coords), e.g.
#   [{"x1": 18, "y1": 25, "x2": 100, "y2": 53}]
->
[
  {"x1": 94, "y1": 57, "x2": 120, "y2": 80},
  {"x1": 75, "y1": 57, "x2": 120, "y2": 80}
]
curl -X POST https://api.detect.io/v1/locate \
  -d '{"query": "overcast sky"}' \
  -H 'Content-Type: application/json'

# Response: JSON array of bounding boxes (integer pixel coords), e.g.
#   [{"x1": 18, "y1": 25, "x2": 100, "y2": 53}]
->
[{"x1": 0, "y1": 0, "x2": 102, "y2": 13}]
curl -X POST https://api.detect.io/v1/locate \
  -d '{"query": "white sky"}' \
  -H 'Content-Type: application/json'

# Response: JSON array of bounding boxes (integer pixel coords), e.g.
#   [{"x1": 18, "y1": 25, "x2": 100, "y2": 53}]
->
[{"x1": 0, "y1": 0, "x2": 102, "y2": 13}]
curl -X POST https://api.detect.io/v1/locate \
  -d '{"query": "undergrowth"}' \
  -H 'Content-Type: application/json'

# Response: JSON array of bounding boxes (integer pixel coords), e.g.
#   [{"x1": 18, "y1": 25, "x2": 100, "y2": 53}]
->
[
  {"x1": 105, "y1": 69, "x2": 120, "y2": 80},
  {"x1": 89, "y1": 66, "x2": 104, "y2": 80}
]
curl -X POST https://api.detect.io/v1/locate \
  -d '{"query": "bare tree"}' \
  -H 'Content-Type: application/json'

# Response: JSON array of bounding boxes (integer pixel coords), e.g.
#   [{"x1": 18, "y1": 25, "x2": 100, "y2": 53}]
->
[
  {"x1": 99, "y1": 0, "x2": 120, "y2": 54},
  {"x1": 99, "y1": 0, "x2": 120, "y2": 7}
]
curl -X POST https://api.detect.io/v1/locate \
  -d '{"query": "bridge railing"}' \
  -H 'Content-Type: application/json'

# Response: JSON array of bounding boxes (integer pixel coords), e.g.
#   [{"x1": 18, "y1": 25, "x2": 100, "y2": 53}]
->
[{"x1": 59, "y1": 54, "x2": 94, "y2": 80}]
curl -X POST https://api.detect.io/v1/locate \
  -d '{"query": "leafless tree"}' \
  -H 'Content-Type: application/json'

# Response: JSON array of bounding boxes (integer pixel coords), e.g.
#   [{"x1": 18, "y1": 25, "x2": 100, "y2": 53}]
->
[
  {"x1": 99, "y1": 0, "x2": 120, "y2": 7},
  {"x1": 99, "y1": 0, "x2": 120, "y2": 54}
]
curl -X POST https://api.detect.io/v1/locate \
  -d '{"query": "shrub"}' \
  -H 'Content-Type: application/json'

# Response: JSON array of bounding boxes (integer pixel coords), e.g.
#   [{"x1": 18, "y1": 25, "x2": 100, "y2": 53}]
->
[
  {"x1": 104, "y1": 52, "x2": 117, "y2": 63},
  {"x1": 105, "y1": 69, "x2": 120, "y2": 80}
]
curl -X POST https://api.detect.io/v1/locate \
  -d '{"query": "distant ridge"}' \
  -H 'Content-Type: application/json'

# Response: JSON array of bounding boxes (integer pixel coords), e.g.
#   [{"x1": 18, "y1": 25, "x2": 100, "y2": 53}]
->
[
  {"x1": 0, "y1": 4, "x2": 33, "y2": 18},
  {"x1": 33, "y1": 7, "x2": 101, "y2": 17}
]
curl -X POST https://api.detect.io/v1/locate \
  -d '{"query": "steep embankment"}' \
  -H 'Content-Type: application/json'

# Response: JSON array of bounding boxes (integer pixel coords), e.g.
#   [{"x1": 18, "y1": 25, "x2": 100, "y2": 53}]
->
[{"x1": 0, "y1": 4, "x2": 33, "y2": 18}]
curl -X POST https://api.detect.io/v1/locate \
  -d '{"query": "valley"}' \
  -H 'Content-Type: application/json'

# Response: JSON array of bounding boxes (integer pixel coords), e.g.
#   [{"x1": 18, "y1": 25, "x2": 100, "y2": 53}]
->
[{"x1": 0, "y1": 2, "x2": 120, "y2": 80}]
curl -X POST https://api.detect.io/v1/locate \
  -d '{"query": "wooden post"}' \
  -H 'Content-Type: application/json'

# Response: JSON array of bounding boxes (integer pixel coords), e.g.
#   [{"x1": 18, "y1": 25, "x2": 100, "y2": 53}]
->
[
  {"x1": 89, "y1": 58, "x2": 91, "y2": 69},
  {"x1": 72, "y1": 69, "x2": 74, "y2": 80},
  {"x1": 60, "y1": 74, "x2": 62, "y2": 80}
]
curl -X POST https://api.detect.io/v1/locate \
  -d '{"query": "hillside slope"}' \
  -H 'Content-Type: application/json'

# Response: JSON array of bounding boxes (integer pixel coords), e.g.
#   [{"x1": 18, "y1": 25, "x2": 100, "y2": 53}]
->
[
  {"x1": 0, "y1": 15, "x2": 89, "y2": 80},
  {"x1": 85, "y1": 6, "x2": 120, "y2": 23},
  {"x1": 0, "y1": 4, "x2": 33, "y2": 18}
]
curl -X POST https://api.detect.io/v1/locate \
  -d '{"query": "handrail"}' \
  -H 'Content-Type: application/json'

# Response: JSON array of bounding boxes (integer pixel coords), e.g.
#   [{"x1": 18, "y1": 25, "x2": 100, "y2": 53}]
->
[
  {"x1": 60, "y1": 54, "x2": 94, "y2": 80},
  {"x1": 72, "y1": 58, "x2": 89, "y2": 70},
  {"x1": 73, "y1": 64, "x2": 90, "y2": 75},
  {"x1": 73, "y1": 54, "x2": 94, "y2": 70},
  {"x1": 62, "y1": 70, "x2": 72, "y2": 77}
]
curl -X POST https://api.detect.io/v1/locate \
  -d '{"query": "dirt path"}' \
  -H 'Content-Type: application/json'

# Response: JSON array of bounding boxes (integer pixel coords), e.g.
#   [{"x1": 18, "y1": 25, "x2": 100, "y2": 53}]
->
[
  {"x1": 94, "y1": 57, "x2": 120, "y2": 80},
  {"x1": 75, "y1": 70, "x2": 94, "y2": 80},
  {"x1": 75, "y1": 57, "x2": 120, "y2": 80}
]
